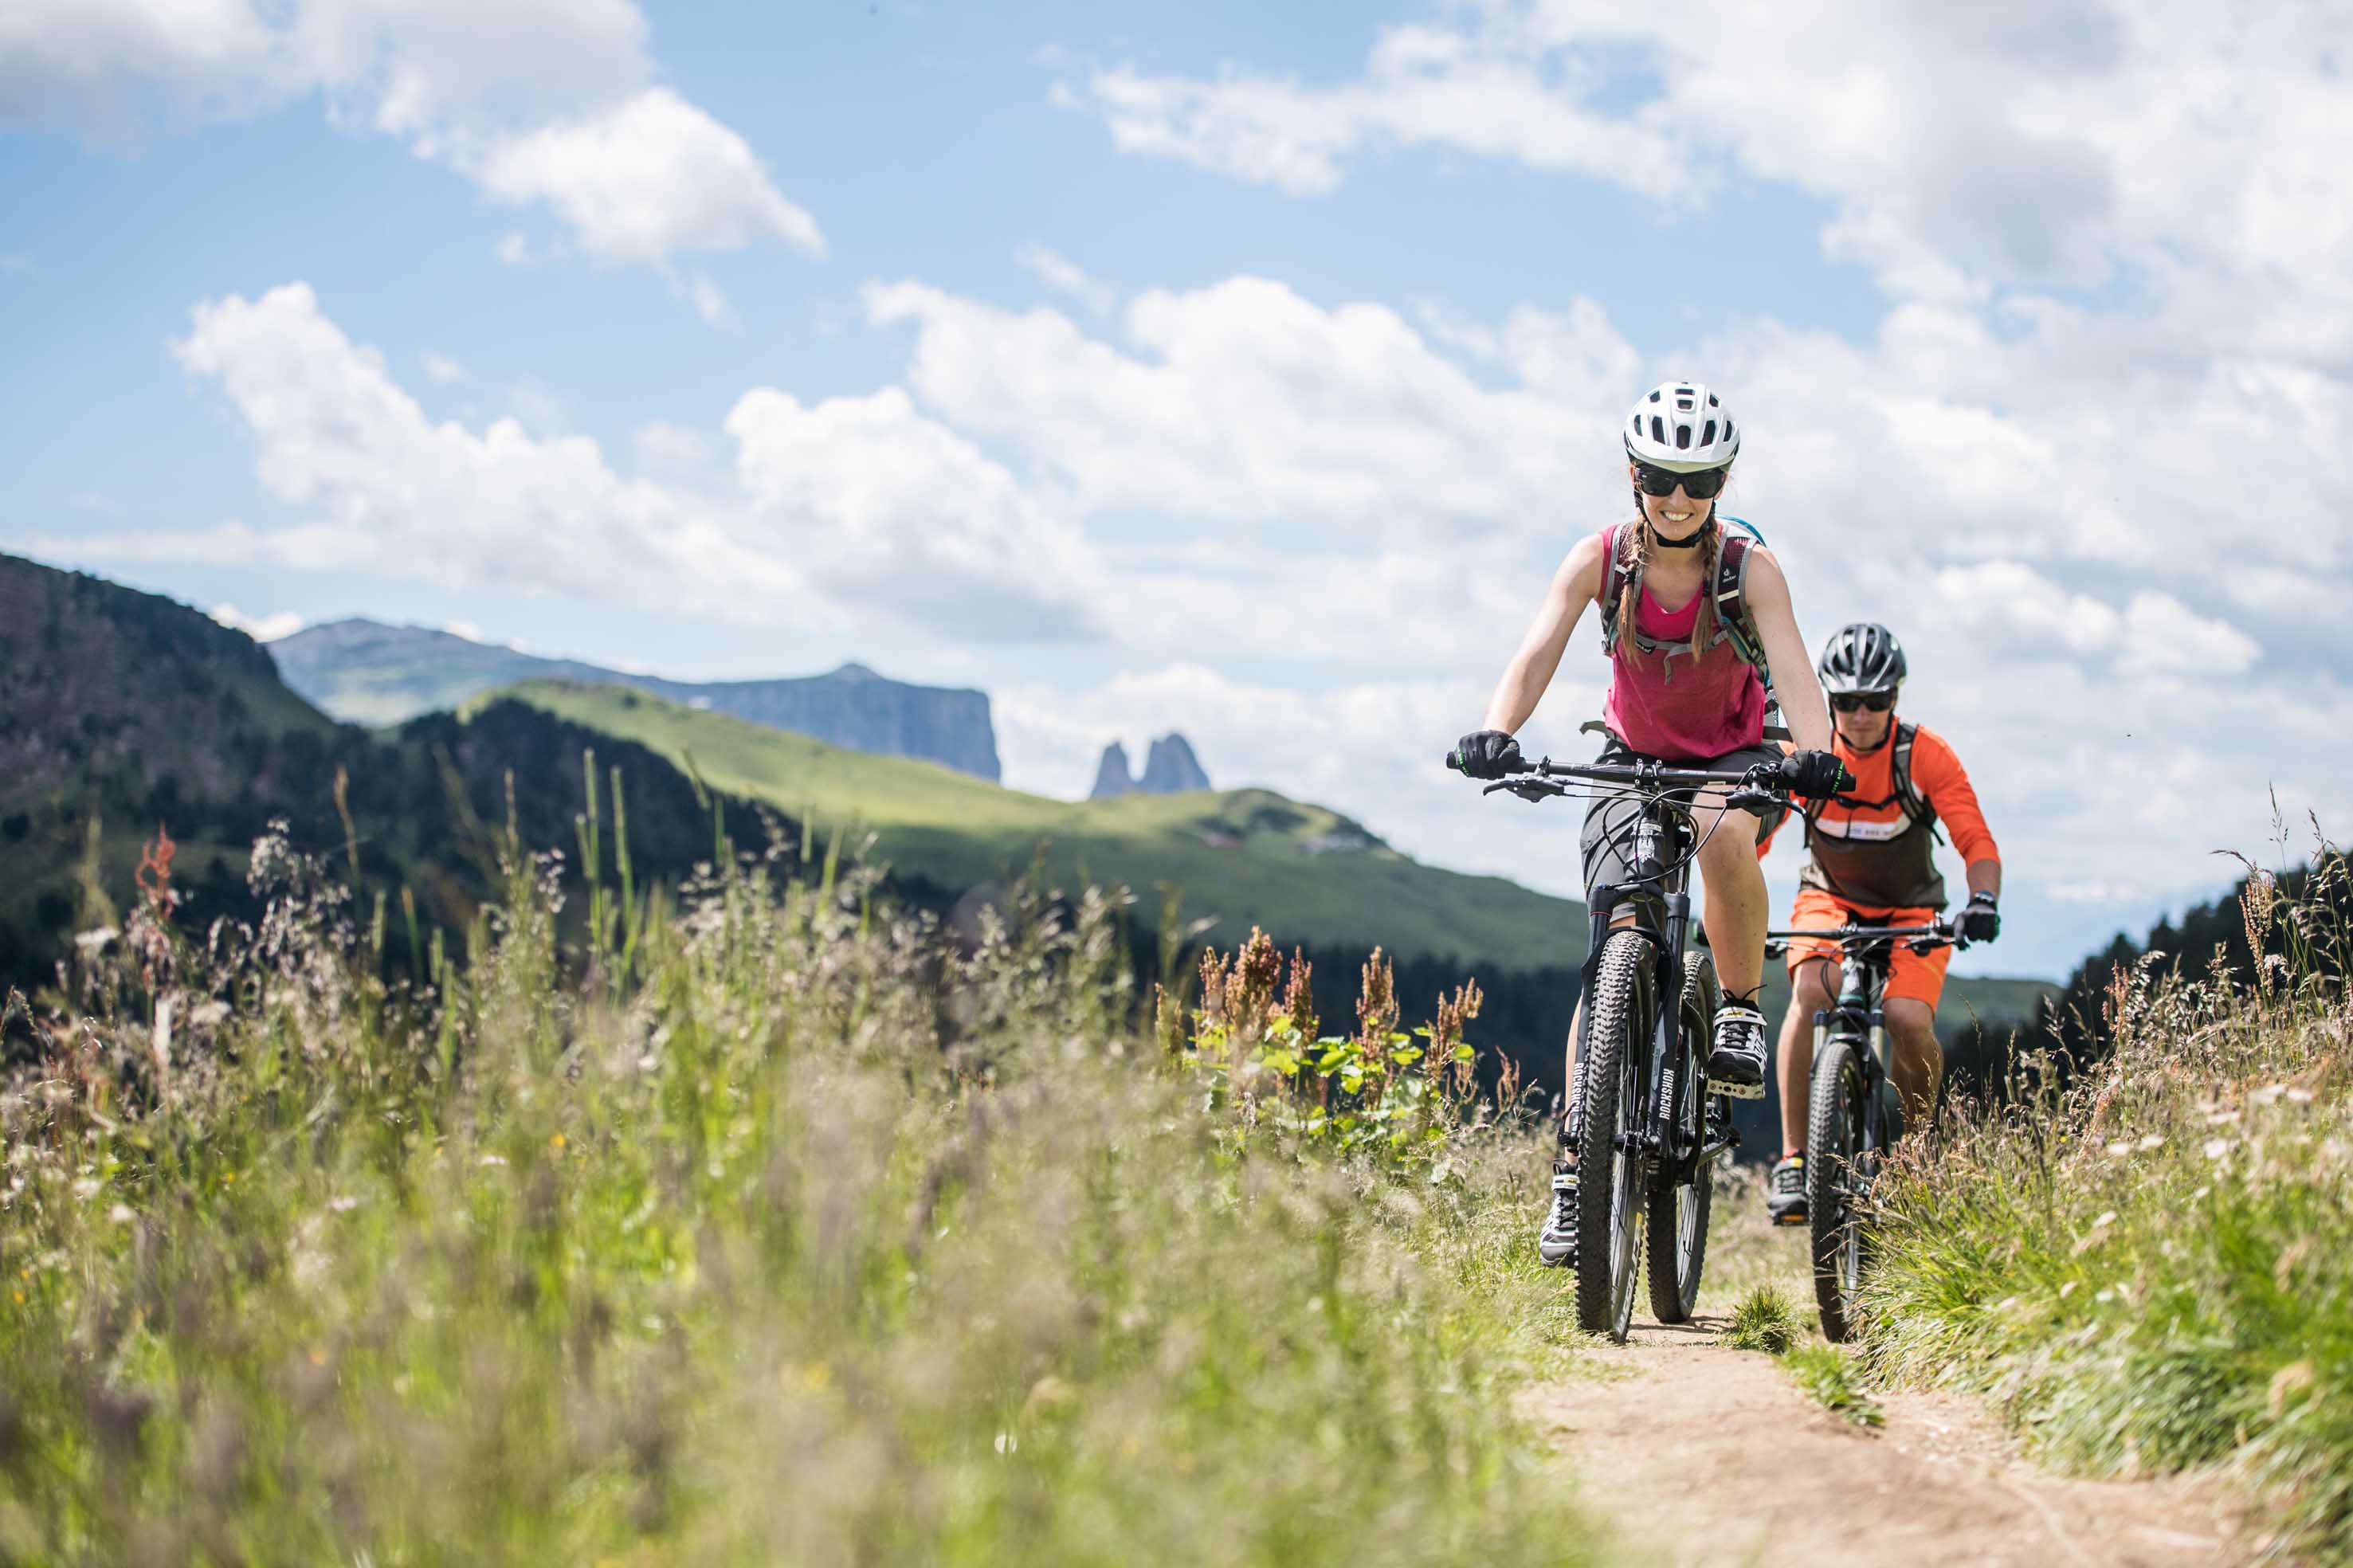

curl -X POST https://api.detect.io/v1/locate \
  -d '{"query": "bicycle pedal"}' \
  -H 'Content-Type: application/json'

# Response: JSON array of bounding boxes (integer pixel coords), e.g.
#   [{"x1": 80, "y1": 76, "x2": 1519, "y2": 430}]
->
[
  {"x1": 1768, "y1": 1211, "x2": 1808, "y2": 1228},
  {"x1": 1705, "y1": 1076, "x2": 1766, "y2": 1100}
]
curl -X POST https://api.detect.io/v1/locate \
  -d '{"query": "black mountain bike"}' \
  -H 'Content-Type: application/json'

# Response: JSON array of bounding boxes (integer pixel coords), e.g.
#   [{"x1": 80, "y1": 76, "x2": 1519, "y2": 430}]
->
[
  {"x1": 1449, "y1": 747, "x2": 1798, "y2": 1340},
  {"x1": 1762, "y1": 918, "x2": 1959, "y2": 1342}
]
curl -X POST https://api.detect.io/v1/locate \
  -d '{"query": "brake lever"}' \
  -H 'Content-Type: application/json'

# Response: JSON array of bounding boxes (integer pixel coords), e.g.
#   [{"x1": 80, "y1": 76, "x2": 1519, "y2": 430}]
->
[{"x1": 1724, "y1": 788, "x2": 1782, "y2": 813}]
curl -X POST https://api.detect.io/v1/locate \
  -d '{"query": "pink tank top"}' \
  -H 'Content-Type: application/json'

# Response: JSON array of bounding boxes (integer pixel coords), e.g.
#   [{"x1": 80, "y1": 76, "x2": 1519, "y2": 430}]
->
[{"x1": 1597, "y1": 524, "x2": 1766, "y2": 761}]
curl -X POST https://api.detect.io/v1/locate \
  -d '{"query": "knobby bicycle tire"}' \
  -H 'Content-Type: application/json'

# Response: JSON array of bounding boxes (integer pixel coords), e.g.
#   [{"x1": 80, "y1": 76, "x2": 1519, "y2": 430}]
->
[
  {"x1": 1807, "y1": 1037, "x2": 1871, "y2": 1343},
  {"x1": 1645, "y1": 949, "x2": 1719, "y2": 1324},
  {"x1": 1575, "y1": 929, "x2": 1654, "y2": 1339}
]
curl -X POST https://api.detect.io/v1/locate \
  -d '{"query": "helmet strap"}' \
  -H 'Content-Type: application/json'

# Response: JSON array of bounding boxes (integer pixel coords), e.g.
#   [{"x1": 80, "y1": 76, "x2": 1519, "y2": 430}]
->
[{"x1": 1644, "y1": 515, "x2": 1708, "y2": 550}]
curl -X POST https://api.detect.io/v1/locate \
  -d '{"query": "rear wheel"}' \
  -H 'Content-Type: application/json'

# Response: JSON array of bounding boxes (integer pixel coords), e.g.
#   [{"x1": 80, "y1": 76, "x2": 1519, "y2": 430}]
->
[
  {"x1": 1575, "y1": 930, "x2": 1656, "y2": 1340},
  {"x1": 1645, "y1": 951, "x2": 1720, "y2": 1324},
  {"x1": 1807, "y1": 1037, "x2": 1875, "y2": 1342}
]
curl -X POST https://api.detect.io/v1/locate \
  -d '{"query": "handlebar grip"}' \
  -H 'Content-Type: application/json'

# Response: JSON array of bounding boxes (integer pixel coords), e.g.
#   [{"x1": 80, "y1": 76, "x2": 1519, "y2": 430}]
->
[{"x1": 1445, "y1": 750, "x2": 1464, "y2": 773}]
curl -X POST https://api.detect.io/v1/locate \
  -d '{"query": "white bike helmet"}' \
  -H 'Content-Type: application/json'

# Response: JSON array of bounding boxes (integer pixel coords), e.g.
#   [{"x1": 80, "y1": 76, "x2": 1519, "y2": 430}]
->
[{"x1": 1623, "y1": 382, "x2": 1740, "y2": 471}]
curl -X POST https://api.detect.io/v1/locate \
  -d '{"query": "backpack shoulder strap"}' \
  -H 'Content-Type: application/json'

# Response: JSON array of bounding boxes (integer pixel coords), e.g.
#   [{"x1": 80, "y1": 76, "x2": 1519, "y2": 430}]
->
[
  {"x1": 1712, "y1": 528, "x2": 1770, "y2": 676},
  {"x1": 1597, "y1": 523, "x2": 1637, "y2": 653},
  {"x1": 1890, "y1": 723, "x2": 1948, "y2": 844}
]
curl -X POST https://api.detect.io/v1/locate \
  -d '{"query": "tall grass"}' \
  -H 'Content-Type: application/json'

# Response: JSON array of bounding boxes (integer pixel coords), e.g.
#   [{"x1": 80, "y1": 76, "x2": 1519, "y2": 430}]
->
[
  {"x1": 1861, "y1": 854, "x2": 2353, "y2": 1559},
  {"x1": 0, "y1": 814, "x2": 1606, "y2": 1565}
]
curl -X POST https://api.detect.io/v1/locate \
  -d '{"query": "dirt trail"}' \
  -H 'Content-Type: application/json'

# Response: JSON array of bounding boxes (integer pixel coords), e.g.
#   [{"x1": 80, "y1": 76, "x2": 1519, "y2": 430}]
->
[{"x1": 1519, "y1": 1315, "x2": 2245, "y2": 1567}]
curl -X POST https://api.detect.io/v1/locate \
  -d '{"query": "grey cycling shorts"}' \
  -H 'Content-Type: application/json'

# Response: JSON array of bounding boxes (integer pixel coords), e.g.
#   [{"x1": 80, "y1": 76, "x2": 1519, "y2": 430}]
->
[{"x1": 1578, "y1": 734, "x2": 1786, "y2": 908}]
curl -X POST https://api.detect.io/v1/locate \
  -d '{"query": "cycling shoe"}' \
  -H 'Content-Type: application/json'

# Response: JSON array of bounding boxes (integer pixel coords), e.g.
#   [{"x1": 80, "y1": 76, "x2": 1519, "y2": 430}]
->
[
  {"x1": 1706, "y1": 998, "x2": 1769, "y2": 1099},
  {"x1": 1536, "y1": 1160, "x2": 1575, "y2": 1267},
  {"x1": 1767, "y1": 1153, "x2": 1807, "y2": 1226}
]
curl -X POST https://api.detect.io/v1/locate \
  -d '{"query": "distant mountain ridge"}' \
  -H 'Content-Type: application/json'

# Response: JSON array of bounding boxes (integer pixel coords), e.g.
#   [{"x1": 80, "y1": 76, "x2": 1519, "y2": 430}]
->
[{"x1": 269, "y1": 619, "x2": 1002, "y2": 780}]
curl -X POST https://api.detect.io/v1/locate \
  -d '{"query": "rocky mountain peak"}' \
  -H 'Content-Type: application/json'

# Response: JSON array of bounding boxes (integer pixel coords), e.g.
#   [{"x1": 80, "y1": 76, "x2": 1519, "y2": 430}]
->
[
  {"x1": 1141, "y1": 734, "x2": 1211, "y2": 794},
  {"x1": 1091, "y1": 742, "x2": 1135, "y2": 799},
  {"x1": 1089, "y1": 732, "x2": 1211, "y2": 798}
]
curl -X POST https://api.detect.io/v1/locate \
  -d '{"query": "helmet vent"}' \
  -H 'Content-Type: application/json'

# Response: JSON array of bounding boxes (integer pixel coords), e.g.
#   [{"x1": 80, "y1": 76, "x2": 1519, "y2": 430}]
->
[
  {"x1": 1674, "y1": 424, "x2": 1691, "y2": 449},
  {"x1": 1650, "y1": 415, "x2": 1665, "y2": 443},
  {"x1": 1700, "y1": 419, "x2": 1716, "y2": 446}
]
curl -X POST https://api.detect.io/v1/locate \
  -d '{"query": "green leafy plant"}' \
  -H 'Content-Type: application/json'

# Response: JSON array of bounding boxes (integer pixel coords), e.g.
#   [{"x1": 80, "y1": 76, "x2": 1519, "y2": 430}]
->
[{"x1": 1170, "y1": 930, "x2": 1500, "y2": 1174}]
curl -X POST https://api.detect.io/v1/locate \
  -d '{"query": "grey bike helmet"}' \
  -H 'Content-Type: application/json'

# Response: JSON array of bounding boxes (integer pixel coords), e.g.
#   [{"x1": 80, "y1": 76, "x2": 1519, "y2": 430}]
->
[{"x1": 1818, "y1": 623, "x2": 1907, "y2": 695}]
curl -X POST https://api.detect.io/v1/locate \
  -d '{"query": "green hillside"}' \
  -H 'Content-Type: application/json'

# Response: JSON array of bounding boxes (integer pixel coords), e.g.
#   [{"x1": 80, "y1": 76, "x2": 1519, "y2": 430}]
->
[{"x1": 488, "y1": 679, "x2": 1585, "y2": 974}]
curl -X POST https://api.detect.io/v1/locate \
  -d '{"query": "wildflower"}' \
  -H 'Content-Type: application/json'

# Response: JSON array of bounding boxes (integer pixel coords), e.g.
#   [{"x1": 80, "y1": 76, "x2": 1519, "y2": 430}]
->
[
  {"x1": 2204, "y1": 1139, "x2": 2233, "y2": 1160},
  {"x1": 1356, "y1": 948, "x2": 1398, "y2": 1047},
  {"x1": 1278, "y1": 950, "x2": 1316, "y2": 1043},
  {"x1": 328, "y1": 1196, "x2": 360, "y2": 1213}
]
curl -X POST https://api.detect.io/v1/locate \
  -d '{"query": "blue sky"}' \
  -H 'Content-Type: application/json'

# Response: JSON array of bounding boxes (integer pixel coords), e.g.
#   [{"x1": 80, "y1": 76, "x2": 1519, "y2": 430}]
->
[{"x1": 6, "y1": 0, "x2": 2351, "y2": 979}]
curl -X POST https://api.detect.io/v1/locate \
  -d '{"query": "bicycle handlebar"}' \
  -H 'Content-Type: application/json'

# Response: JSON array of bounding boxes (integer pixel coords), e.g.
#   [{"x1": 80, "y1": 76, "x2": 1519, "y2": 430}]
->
[
  {"x1": 1763, "y1": 919, "x2": 1962, "y2": 957},
  {"x1": 1444, "y1": 750, "x2": 1788, "y2": 792}
]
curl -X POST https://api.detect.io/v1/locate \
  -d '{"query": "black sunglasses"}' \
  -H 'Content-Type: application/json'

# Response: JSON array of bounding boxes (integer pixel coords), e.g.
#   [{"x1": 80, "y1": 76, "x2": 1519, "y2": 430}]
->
[
  {"x1": 1829, "y1": 692, "x2": 1896, "y2": 712},
  {"x1": 1633, "y1": 461, "x2": 1730, "y2": 500}
]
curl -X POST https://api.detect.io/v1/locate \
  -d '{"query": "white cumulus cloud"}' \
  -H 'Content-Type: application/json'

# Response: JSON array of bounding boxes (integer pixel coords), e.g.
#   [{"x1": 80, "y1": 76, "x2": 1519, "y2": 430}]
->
[
  {"x1": 49, "y1": 284, "x2": 1092, "y2": 642},
  {"x1": 0, "y1": 0, "x2": 820, "y2": 278},
  {"x1": 210, "y1": 602, "x2": 308, "y2": 641},
  {"x1": 463, "y1": 88, "x2": 820, "y2": 262}
]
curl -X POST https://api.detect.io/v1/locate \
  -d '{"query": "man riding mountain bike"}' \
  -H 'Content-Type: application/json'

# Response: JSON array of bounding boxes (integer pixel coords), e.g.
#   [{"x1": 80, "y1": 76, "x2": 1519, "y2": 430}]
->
[
  {"x1": 1453, "y1": 381, "x2": 1849, "y2": 1264},
  {"x1": 1765, "y1": 624, "x2": 2003, "y2": 1225}
]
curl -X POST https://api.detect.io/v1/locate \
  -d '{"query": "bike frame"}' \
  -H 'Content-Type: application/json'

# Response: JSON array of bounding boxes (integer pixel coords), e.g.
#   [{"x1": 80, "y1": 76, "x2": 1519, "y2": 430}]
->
[
  {"x1": 1820, "y1": 950, "x2": 1893, "y2": 1162},
  {"x1": 1779, "y1": 921, "x2": 1955, "y2": 1186},
  {"x1": 1569, "y1": 780, "x2": 1742, "y2": 1191}
]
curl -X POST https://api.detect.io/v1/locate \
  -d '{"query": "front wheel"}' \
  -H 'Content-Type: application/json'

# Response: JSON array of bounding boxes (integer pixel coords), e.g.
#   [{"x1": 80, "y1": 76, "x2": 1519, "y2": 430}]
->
[
  {"x1": 1645, "y1": 950, "x2": 1720, "y2": 1324},
  {"x1": 1807, "y1": 1037, "x2": 1877, "y2": 1342},
  {"x1": 1575, "y1": 929, "x2": 1656, "y2": 1340}
]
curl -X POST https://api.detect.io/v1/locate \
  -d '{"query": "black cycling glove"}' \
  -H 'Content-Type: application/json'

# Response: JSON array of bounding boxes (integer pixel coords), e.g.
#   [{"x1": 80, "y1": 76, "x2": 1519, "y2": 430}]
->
[
  {"x1": 1454, "y1": 730, "x2": 1524, "y2": 780},
  {"x1": 1957, "y1": 891, "x2": 2001, "y2": 946},
  {"x1": 1782, "y1": 749, "x2": 1852, "y2": 800}
]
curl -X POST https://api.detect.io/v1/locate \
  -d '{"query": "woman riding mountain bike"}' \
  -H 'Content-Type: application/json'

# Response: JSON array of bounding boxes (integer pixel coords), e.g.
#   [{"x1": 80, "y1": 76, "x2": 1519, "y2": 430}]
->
[{"x1": 1454, "y1": 381, "x2": 1848, "y2": 1261}]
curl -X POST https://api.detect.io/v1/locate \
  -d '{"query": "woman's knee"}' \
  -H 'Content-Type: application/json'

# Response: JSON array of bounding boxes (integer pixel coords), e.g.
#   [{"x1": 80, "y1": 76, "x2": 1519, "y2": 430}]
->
[{"x1": 1695, "y1": 810, "x2": 1764, "y2": 870}]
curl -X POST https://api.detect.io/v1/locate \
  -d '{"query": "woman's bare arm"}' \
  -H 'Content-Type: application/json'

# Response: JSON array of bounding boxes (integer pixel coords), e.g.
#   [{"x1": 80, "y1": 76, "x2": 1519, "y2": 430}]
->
[
  {"x1": 1480, "y1": 533, "x2": 1606, "y2": 734},
  {"x1": 1741, "y1": 548, "x2": 1832, "y2": 753}
]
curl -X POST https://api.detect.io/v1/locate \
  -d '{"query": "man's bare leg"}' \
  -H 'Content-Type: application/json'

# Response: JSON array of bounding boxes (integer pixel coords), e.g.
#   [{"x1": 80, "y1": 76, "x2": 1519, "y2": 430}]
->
[
  {"x1": 1775, "y1": 958, "x2": 1836, "y2": 1153},
  {"x1": 1881, "y1": 998, "x2": 1943, "y2": 1142}
]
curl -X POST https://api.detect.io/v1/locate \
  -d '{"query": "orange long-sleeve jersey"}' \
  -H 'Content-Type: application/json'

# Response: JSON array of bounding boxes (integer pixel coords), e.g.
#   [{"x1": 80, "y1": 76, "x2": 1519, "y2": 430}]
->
[{"x1": 1767, "y1": 719, "x2": 2000, "y2": 912}]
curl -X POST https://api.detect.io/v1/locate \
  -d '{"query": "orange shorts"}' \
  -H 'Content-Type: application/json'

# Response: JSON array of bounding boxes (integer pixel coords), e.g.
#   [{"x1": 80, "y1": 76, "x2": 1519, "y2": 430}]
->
[{"x1": 1784, "y1": 887, "x2": 1950, "y2": 1009}]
